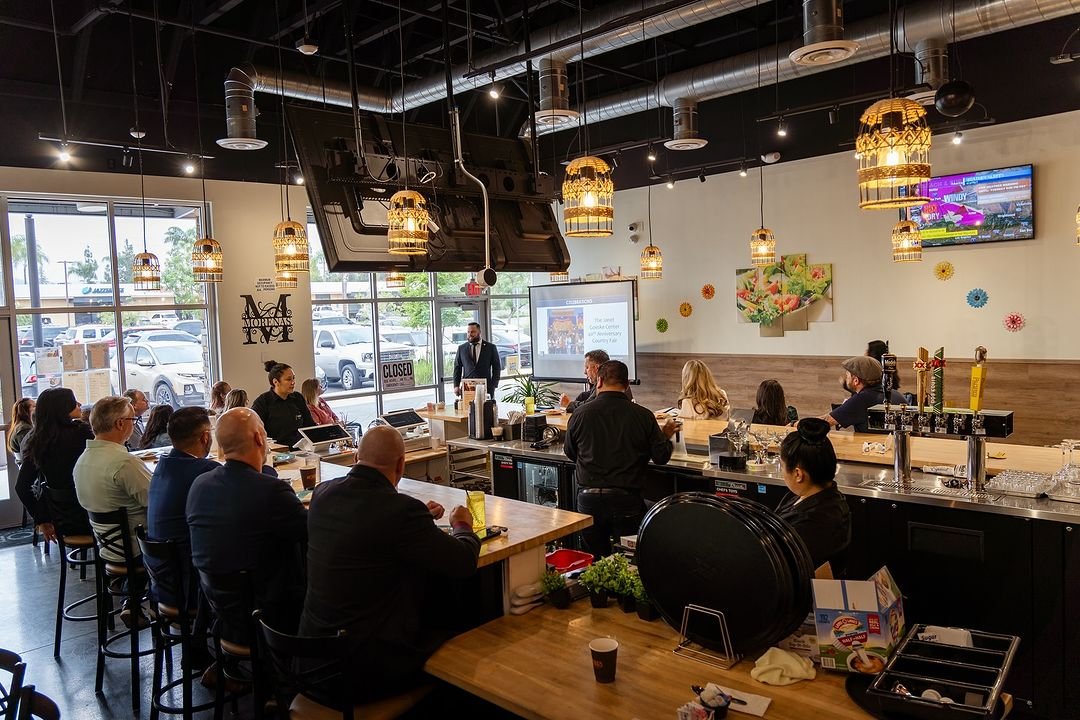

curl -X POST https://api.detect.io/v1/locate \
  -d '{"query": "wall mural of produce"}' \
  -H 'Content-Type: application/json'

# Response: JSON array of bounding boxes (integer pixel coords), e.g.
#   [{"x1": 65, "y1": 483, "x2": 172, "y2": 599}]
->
[{"x1": 735, "y1": 253, "x2": 833, "y2": 337}]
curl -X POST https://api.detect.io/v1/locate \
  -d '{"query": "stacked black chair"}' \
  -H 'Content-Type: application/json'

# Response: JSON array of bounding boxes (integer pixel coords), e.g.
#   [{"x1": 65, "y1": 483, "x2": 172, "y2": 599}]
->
[
  {"x1": 14, "y1": 686, "x2": 60, "y2": 720},
  {"x1": 87, "y1": 508, "x2": 153, "y2": 715},
  {"x1": 43, "y1": 487, "x2": 97, "y2": 659},
  {"x1": 0, "y1": 648, "x2": 26, "y2": 720},
  {"x1": 135, "y1": 527, "x2": 214, "y2": 720}
]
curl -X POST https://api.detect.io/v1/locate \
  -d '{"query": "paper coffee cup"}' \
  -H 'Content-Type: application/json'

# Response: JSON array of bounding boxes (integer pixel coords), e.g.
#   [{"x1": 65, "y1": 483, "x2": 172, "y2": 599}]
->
[{"x1": 589, "y1": 638, "x2": 619, "y2": 683}]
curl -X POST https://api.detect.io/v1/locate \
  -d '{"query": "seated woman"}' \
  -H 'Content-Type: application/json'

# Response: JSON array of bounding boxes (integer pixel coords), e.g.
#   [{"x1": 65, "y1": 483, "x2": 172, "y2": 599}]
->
[
  {"x1": 301, "y1": 379, "x2": 340, "y2": 426},
  {"x1": 775, "y1": 418, "x2": 851, "y2": 573},
  {"x1": 866, "y1": 339, "x2": 900, "y2": 391},
  {"x1": 7, "y1": 397, "x2": 34, "y2": 464},
  {"x1": 139, "y1": 405, "x2": 174, "y2": 449},
  {"x1": 676, "y1": 359, "x2": 729, "y2": 420},
  {"x1": 751, "y1": 379, "x2": 798, "y2": 426},
  {"x1": 208, "y1": 381, "x2": 231, "y2": 415},
  {"x1": 222, "y1": 389, "x2": 248, "y2": 411}
]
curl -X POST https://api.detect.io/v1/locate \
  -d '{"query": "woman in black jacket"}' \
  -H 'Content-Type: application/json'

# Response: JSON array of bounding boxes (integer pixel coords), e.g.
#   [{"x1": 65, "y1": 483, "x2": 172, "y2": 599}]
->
[
  {"x1": 251, "y1": 360, "x2": 314, "y2": 448},
  {"x1": 16, "y1": 388, "x2": 95, "y2": 541}
]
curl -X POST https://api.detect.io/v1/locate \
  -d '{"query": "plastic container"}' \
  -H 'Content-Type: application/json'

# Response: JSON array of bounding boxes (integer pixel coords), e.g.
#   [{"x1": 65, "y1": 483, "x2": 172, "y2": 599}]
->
[{"x1": 545, "y1": 549, "x2": 594, "y2": 574}]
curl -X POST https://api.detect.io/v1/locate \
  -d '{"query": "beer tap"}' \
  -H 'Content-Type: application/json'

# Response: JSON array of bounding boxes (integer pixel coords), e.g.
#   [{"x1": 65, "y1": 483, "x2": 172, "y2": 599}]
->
[
  {"x1": 882, "y1": 352, "x2": 911, "y2": 484},
  {"x1": 967, "y1": 347, "x2": 989, "y2": 492}
]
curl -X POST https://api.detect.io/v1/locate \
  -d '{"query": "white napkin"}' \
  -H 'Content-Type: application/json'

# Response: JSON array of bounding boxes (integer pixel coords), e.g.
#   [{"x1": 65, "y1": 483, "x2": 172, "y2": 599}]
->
[
  {"x1": 750, "y1": 647, "x2": 817, "y2": 686},
  {"x1": 704, "y1": 683, "x2": 772, "y2": 717}
]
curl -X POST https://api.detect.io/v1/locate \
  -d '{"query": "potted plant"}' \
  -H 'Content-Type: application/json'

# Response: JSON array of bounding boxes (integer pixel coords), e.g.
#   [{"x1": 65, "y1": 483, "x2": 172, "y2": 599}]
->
[
  {"x1": 502, "y1": 374, "x2": 561, "y2": 409},
  {"x1": 577, "y1": 561, "x2": 609, "y2": 608},
  {"x1": 632, "y1": 574, "x2": 658, "y2": 621},
  {"x1": 540, "y1": 569, "x2": 571, "y2": 610},
  {"x1": 614, "y1": 565, "x2": 638, "y2": 613}
]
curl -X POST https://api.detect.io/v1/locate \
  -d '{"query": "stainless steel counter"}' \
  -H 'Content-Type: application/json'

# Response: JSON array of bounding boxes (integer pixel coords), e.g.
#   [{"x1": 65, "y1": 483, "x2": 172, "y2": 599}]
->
[{"x1": 450, "y1": 437, "x2": 1080, "y2": 524}]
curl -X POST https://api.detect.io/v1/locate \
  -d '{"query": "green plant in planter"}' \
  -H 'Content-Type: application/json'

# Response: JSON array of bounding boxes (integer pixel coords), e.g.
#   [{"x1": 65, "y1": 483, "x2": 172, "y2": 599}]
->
[
  {"x1": 540, "y1": 569, "x2": 566, "y2": 594},
  {"x1": 502, "y1": 374, "x2": 561, "y2": 408}
]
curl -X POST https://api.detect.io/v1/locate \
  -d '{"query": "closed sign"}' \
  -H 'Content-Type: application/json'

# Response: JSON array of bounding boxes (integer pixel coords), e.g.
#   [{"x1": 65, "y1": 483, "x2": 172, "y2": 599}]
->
[{"x1": 380, "y1": 360, "x2": 415, "y2": 390}]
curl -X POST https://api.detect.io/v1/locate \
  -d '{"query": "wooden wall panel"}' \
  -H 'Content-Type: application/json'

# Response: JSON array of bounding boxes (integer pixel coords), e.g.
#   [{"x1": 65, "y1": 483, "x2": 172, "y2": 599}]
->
[{"x1": 631, "y1": 353, "x2": 1080, "y2": 448}]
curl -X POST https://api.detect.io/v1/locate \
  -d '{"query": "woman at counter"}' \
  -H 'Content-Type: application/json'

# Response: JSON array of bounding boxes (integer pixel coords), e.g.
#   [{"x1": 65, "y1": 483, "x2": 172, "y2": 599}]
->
[
  {"x1": 752, "y1": 380, "x2": 798, "y2": 426},
  {"x1": 776, "y1": 418, "x2": 851, "y2": 574},
  {"x1": 301, "y1": 378, "x2": 340, "y2": 426},
  {"x1": 251, "y1": 360, "x2": 314, "y2": 448},
  {"x1": 139, "y1": 405, "x2": 174, "y2": 449},
  {"x1": 7, "y1": 397, "x2": 34, "y2": 464},
  {"x1": 676, "y1": 360, "x2": 729, "y2": 420},
  {"x1": 208, "y1": 381, "x2": 231, "y2": 414}
]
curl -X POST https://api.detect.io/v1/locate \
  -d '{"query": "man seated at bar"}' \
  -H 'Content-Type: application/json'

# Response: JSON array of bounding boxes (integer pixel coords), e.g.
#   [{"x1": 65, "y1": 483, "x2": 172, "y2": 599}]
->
[
  {"x1": 187, "y1": 408, "x2": 308, "y2": 640},
  {"x1": 565, "y1": 360, "x2": 677, "y2": 557},
  {"x1": 300, "y1": 426, "x2": 480, "y2": 701},
  {"x1": 559, "y1": 349, "x2": 633, "y2": 412},
  {"x1": 775, "y1": 418, "x2": 851, "y2": 573},
  {"x1": 821, "y1": 356, "x2": 904, "y2": 433}
]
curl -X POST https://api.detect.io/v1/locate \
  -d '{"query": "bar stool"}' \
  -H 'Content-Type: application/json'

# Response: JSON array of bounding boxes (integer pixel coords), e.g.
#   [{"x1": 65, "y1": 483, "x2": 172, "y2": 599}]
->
[
  {"x1": 135, "y1": 526, "x2": 215, "y2": 720},
  {"x1": 46, "y1": 487, "x2": 97, "y2": 659},
  {"x1": 196, "y1": 569, "x2": 264, "y2": 720},
  {"x1": 15, "y1": 685, "x2": 61, "y2": 720},
  {"x1": 0, "y1": 647, "x2": 27, "y2": 720},
  {"x1": 88, "y1": 508, "x2": 153, "y2": 716}
]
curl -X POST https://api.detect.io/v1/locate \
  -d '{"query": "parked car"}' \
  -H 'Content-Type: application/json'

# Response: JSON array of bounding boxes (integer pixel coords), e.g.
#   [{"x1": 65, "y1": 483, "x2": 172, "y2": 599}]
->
[
  {"x1": 19, "y1": 352, "x2": 38, "y2": 398},
  {"x1": 63, "y1": 325, "x2": 114, "y2": 345},
  {"x1": 313, "y1": 315, "x2": 353, "y2": 326},
  {"x1": 174, "y1": 320, "x2": 204, "y2": 338},
  {"x1": 313, "y1": 325, "x2": 414, "y2": 391},
  {"x1": 128, "y1": 330, "x2": 200, "y2": 345},
  {"x1": 117, "y1": 341, "x2": 206, "y2": 409},
  {"x1": 380, "y1": 326, "x2": 431, "y2": 362},
  {"x1": 148, "y1": 311, "x2": 180, "y2": 329},
  {"x1": 18, "y1": 325, "x2": 69, "y2": 349}
]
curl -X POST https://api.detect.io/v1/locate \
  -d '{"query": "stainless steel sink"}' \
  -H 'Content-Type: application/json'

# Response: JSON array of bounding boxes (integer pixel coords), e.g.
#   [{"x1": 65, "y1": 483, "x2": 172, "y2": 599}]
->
[{"x1": 859, "y1": 476, "x2": 1001, "y2": 502}]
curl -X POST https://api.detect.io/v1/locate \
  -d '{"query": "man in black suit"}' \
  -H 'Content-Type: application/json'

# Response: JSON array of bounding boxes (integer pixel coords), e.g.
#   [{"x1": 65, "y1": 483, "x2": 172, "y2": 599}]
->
[
  {"x1": 452, "y1": 321, "x2": 500, "y2": 398},
  {"x1": 301, "y1": 426, "x2": 479, "y2": 701},
  {"x1": 187, "y1": 408, "x2": 307, "y2": 642}
]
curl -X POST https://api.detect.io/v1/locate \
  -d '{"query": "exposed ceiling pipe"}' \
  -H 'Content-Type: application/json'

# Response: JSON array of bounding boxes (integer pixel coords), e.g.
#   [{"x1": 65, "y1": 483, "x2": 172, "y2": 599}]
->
[
  {"x1": 788, "y1": 0, "x2": 858, "y2": 67},
  {"x1": 910, "y1": 38, "x2": 949, "y2": 105},
  {"x1": 539, "y1": 0, "x2": 1080, "y2": 134},
  {"x1": 665, "y1": 98, "x2": 707, "y2": 150},
  {"x1": 217, "y1": 67, "x2": 268, "y2": 150}
]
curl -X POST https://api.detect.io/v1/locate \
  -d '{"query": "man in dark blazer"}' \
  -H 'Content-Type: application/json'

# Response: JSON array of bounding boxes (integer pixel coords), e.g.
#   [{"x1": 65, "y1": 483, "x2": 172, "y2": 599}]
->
[
  {"x1": 452, "y1": 321, "x2": 500, "y2": 398},
  {"x1": 301, "y1": 426, "x2": 479, "y2": 701},
  {"x1": 187, "y1": 408, "x2": 307, "y2": 642}
]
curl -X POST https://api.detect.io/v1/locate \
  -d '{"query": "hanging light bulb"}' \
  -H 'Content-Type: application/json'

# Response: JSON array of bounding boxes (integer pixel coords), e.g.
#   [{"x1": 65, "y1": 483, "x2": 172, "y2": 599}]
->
[
  {"x1": 562, "y1": 156, "x2": 614, "y2": 237},
  {"x1": 191, "y1": 236, "x2": 223, "y2": 283},
  {"x1": 739, "y1": 164, "x2": 748, "y2": 178},
  {"x1": 385, "y1": 270, "x2": 407, "y2": 289},
  {"x1": 891, "y1": 220, "x2": 923, "y2": 262},
  {"x1": 386, "y1": 190, "x2": 431, "y2": 254},
  {"x1": 275, "y1": 269, "x2": 298, "y2": 289},
  {"x1": 855, "y1": 98, "x2": 932, "y2": 209},
  {"x1": 646, "y1": 145, "x2": 657, "y2": 163},
  {"x1": 640, "y1": 243, "x2": 663, "y2": 279},
  {"x1": 273, "y1": 219, "x2": 310, "y2": 273},
  {"x1": 665, "y1": 176, "x2": 674, "y2": 189},
  {"x1": 133, "y1": 251, "x2": 161, "y2": 291},
  {"x1": 952, "y1": 131, "x2": 964, "y2": 145},
  {"x1": 58, "y1": 143, "x2": 71, "y2": 162},
  {"x1": 776, "y1": 117, "x2": 788, "y2": 137},
  {"x1": 750, "y1": 227, "x2": 777, "y2": 267},
  {"x1": 183, "y1": 158, "x2": 196, "y2": 174},
  {"x1": 549, "y1": 271, "x2": 570, "y2": 283}
]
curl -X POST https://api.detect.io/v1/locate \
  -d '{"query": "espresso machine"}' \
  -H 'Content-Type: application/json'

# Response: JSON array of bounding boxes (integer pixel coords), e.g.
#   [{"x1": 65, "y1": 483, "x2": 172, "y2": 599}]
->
[{"x1": 867, "y1": 346, "x2": 1013, "y2": 494}]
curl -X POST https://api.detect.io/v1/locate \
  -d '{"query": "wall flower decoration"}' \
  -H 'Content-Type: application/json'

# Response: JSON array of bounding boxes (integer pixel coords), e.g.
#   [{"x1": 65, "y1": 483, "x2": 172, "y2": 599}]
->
[
  {"x1": 701, "y1": 284, "x2": 715, "y2": 300},
  {"x1": 679, "y1": 302, "x2": 693, "y2": 318},
  {"x1": 656, "y1": 318, "x2": 669, "y2": 333},
  {"x1": 934, "y1": 261, "x2": 954, "y2": 281},
  {"x1": 1003, "y1": 312, "x2": 1026, "y2": 332},
  {"x1": 966, "y1": 288, "x2": 989, "y2": 309}
]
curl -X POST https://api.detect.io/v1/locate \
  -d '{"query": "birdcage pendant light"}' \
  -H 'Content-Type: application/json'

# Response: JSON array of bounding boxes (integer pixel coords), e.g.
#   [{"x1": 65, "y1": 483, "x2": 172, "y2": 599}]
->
[
  {"x1": 640, "y1": 243, "x2": 663, "y2": 279},
  {"x1": 750, "y1": 227, "x2": 777, "y2": 267},
  {"x1": 856, "y1": 98, "x2": 932, "y2": 209},
  {"x1": 891, "y1": 220, "x2": 923, "y2": 262},
  {"x1": 387, "y1": 190, "x2": 431, "y2": 255},
  {"x1": 192, "y1": 236, "x2": 223, "y2": 283},
  {"x1": 273, "y1": 219, "x2": 309, "y2": 273},
  {"x1": 274, "y1": 270, "x2": 298, "y2": 289},
  {"x1": 133, "y1": 251, "x2": 162, "y2": 291},
  {"x1": 549, "y1": 271, "x2": 569, "y2": 283},
  {"x1": 562, "y1": 156, "x2": 614, "y2": 237},
  {"x1": 385, "y1": 270, "x2": 407, "y2": 289}
]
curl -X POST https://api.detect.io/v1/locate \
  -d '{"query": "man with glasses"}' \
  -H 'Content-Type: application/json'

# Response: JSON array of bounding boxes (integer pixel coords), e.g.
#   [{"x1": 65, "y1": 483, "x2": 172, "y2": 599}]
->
[
  {"x1": 73, "y1": 395, "x2": 153, "y2": 627},
  {"x1": 123, "y1": 389, "x2": 150, "y2": 450},
  {"x1": 559, "y1": 349, "x2": 633, "y2": 413}
]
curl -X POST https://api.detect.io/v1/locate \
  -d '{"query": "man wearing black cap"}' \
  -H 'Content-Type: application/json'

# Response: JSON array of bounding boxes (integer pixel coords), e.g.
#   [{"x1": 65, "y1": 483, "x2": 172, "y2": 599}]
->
[{"x1": 821, "y1": 356, "x2": 905, "y2": 432}]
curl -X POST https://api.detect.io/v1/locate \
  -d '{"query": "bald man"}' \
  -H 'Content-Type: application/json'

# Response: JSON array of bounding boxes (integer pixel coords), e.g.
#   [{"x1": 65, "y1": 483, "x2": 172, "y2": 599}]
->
[
  {"x1": 300, "y1": 426, "x2": 480, "y2": 701},
  {"x1": 186, "y1": 408, "x2": 308, "y2": 643}
]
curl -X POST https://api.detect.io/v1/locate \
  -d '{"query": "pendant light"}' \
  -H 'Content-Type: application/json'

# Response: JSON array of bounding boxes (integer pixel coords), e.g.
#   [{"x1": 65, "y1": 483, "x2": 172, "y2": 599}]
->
[
  {"x1": 891, "y1": 220, "x2": 922, "y2": 262},
  {"x1": 749, "y1": 21, "x2": 776, "y2": 268},
  {"x1": 639, "y1": 185, "x2": 662, "y2": 279},
  {"x1": 387, "y1": 0, "x2": 430, "y2": 255},
  {"x1": 127, "y1": 13, "x2": 160, "y2": 291},
  {"x1": 1075, "y1": 205, "x2": 1079, "y2": 247},
  {"x1": 855, "y1": 0, "x2": 931, "y2": 209},
  {"x1": 549, "y1": 271, "x2": 569, "y2": 283},
  {"x1": 561, "y1": 0, "x2": 614, "y2": 237},
  {"x1": 188, "y1": 23, "x2": 222, "y2": 283},
  {"x1": 385, "y1": 270, "x2": 406, "y2": 289},
  {"x1": 272, "y1": 0, "x2": 309, "y2": 288}
]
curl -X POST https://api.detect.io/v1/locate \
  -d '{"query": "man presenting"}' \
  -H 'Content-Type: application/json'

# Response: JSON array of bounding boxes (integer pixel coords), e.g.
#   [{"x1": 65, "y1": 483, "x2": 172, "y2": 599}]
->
[
  {"x1": 559, "y1": 349, "x2": 633, "y2": 412},
  {"x1": 301, "y1": 426, "x2": 479, "y2": 701},
  {"x1": 821, "y1": 356, "x2": 905, "y2": 432},
  {"x1": 564, "y1": 361, "x2": 677, "y2": 557},
  {"x1": 452, "y1": 322, "x2": 500, "y2": 398}
]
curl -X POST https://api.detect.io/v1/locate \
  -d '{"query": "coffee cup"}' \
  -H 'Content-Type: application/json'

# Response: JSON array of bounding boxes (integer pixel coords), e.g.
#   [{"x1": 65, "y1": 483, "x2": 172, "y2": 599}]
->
[
  {"x1": 589, "y1": 638, "x2": 619, "y2": 683},
  {"x1": 492, "y1": 426, "x2": 504, "y2": 439},
  {"x1": 300, "y1": 466, "x2": 317, "y2": 490}
]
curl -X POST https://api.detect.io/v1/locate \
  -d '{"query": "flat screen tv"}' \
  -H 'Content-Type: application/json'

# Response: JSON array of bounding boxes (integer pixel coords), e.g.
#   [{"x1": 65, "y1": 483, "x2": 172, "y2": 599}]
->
[{"x1": 902, "y1": 164, "x2": 1034, "y2": 247}]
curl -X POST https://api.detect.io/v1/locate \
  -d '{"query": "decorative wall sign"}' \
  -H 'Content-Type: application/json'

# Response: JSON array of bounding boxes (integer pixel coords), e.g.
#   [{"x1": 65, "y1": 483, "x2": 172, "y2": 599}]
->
[
  {"x1": 241, "y1": 294, "x2": 295, "y2": 345},
  {"x1": 966, "y1": 288, "x2": 989, "y2": 309},
  {"x1": 679, "y1": 302, "x2": 693, "y2": 318},
  {"x1": 934, "y1": 261, "x2": 954, "y2": 281},
  {"x1": 701, "y1": 284, "x2": 715, "y2": 300},
  {"x1": 735, "y1": 253, "x2": 833, "y2": 337}
]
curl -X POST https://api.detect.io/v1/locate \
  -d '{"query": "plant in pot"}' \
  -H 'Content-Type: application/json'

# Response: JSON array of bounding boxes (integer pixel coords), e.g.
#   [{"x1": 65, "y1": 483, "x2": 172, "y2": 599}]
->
[
  {"x1": 541, "y1": 569, "x2": 571, "y2": 610},
  {"x1": 577, "y1": 561, "x2": 609, "y2": 608},
  {"x1": 502, "y1": 374, "x2": 561, "y2": 409},
  {"x1": 613, "y1": 564, "x2": 638, "y2": 613},
  {"x1": 631, "y1": 573, "x2": 658, "y2": 621}
]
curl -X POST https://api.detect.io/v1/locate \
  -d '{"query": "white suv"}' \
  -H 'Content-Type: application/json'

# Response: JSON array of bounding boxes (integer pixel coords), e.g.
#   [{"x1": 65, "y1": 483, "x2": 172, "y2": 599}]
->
[
  {"x1": 313, "y1": 325, "x2": 414, "y2": 391},
  {"x1": 148, "y1": 312, "x2": 180, "y2": 328},
  {"x1": 117, "y1": 341, "x2": 206, "y2": 408},
  {"x1": 64, "y1": 325, "x2": 114, "y2": 344}
]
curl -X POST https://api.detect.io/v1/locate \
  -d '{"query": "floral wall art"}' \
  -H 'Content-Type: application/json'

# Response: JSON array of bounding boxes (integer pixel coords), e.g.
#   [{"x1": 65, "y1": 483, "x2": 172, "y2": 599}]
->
[{"x1": 735, "y1": 253, "x2": 834, "y2": 337}]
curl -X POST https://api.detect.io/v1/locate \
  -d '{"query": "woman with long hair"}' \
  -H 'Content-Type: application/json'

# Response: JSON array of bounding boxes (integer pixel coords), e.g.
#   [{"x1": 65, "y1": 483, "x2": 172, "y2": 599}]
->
[
  {"x1": 222, "y1": 388, "x2": 248, "y2": 411},
  {"x1": 300, "y1": 378, "x2": 340, "y2": 426},
  {"x1": 208, "y1": 381, "x2": 232, "y2": 414},
  {"x1": 250, "y1": 360, "x2": 314, "y2": 447},
  {"x1": 752, "y1": 379, "x2": 798, "y2": 426},
  {"x1": 676, "y1": 360, "x2": 729, "y2": 420},
  {"x1": 139, "y1": 404, "x2": 174, "y2": 449},
  {"x1": 7, "y1": 397, "x2": 35, "y2": 463},
  {"x1": 15, "y1": 387, "x2": 94, "y2": 540}
]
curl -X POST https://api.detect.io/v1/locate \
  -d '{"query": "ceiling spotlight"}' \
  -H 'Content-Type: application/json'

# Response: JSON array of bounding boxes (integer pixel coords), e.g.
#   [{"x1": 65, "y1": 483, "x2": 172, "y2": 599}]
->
[
  {"x1": 952, "y1": 131, "x2": 964, "y2": 145},
  {"x1": 646, "y1": 145, "x2": 657, "y2": 163},
  {"x1": 739, "y1": 163, "x2": 748, "y2": 178},
  {"x1": 295, "y1": 35, "x2": 319, "y2": 55},
  {"x1": 57, "y1": 143, "x2": 71, "y2": 162},
  {"x1": 121, "y1": 149, "x2": 134, "y2": 168},
  {"x1": 294, "y1": 174, "x2": 305, "y2": 185},
  {"x1": 488, "y1": 84, "x2": 501, "y2": 99},
  {"x1": 129, "y1": 126, "x2": 146, "y2": 140},
  {"x1": 698, "y1": 169, "x2": 707, "y2": 183},
  {"x1": 665, "y1": 175, "x2": 674, "y2": 189},
  {"x1": 183, "y1": 159, "x2": 196, "y2": 174},
  {"x1": 828, "y1": 106, "x2": 839, "y2": 125},
  {"x1": 776, "y1": 117, "x2": 788, "y2": 137}
]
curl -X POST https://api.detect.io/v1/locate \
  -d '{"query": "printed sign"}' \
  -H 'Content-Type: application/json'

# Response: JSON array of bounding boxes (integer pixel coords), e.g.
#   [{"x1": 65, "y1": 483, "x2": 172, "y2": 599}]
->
[
  {"x1": 380, "y1": 359, "x2": 415, "y2": 390},
  {"x1": 255, "y1": 277, "x2": 277, "y2": 292},
  {"x1": 241, "y1": 293, "x2": 294, "y2": 345}
]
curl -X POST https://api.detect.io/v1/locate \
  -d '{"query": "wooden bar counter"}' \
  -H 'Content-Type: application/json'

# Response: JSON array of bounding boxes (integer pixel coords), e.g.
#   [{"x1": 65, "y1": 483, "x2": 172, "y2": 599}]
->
[{"x1": 426, "y1": 602, "x2": 868, "y2": 720}]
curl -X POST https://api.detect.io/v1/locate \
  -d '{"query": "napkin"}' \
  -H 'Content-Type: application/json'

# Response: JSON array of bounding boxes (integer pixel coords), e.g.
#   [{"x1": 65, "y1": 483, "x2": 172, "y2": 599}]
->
[
  {"x1": 705, "y1": 684, "x2": 772, "y2": 717},
  {"x1": 749, "y1": 647, "x2": 816, "y2": 686}
]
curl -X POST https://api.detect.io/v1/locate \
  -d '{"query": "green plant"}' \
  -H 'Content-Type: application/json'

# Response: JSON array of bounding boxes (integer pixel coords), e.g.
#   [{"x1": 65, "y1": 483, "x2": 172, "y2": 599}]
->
[
  {"x1": 580, "y1": 554, "x2": 630, "y2": 594},
  {"x1": 501, "y1": 374, "x2": 561, "y2": 408},
  {"x1": 629, "y1": 572, "x2": 648, "y2": 603},
  {"x1": 540, "y1": 569, "x2": 566, "y2": 595}
]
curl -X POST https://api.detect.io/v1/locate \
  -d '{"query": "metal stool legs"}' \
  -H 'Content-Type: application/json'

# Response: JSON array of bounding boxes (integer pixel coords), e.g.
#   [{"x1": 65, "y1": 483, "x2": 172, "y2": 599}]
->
[{"x1": 53, "y1": 537, "x2": 97, "y2": 658}]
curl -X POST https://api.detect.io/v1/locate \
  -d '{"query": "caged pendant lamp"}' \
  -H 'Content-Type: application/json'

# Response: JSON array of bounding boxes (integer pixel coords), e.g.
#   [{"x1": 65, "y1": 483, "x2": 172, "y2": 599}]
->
[
  {"x1": 126, "y1": 12, "x2": 160, "y2": 291},
  {"x1": 856, "y1": 98, "x2": 932, "y2": 209},
  {"x1": 891, "y1": 219, "x2": 922, "y2": 262},
  {"x1": 750, "y1": 227, "x2": 777, "y2": 267},
  {"x1": 188, "y1": 29, "x2": 222, "y2": 283},
  {"x1": 385, "y1": 270, "x2": 406, "y2": 289},
  {"x1": 272, "y1": 3, "x2": 309, "y2": 288},
  {"x1": 639, "y1": 185, "x2": 662, "y2": 279}
]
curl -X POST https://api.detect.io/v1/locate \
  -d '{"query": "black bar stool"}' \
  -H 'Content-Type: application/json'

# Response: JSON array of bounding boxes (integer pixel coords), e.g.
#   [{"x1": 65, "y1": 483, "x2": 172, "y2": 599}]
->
[
  {"x1": 0, "y1": 647, "x2": 27, "y2": 720},
  {"x1": 196, "y1": 570, "x2": 264, "y2": 720},
  {"x1": 88, "y1": 508, "x2": 153, "y2": 715},
  {"x1": 15, "y1": 685, "x2": 61, "y2": 720},
  {"x1": 45, "y1": 486, "x2": 97, "y2": 659}
]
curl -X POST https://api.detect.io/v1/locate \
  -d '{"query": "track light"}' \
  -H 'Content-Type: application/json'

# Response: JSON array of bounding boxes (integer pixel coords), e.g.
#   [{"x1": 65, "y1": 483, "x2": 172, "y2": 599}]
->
[
  {"x1": 739, "y1": 163, "x2": 748, "y2": 178},
  {"x1": 121, "y1": 149, "x2": 133, "y2": 168},
  {"x1": 952, "y1": 131, "x2": 964, "y2": 145},
  {"x1": 698, "y1": 169, "x2": 707, "y2": 183},
  {"x1": 646, "y1": 145, "x2": 657, "y2": 163},
  {"x1": 183, "y1": 158, "x2": 196, "y2": 174},
  {"x1": 295, "y1": 35, "x2": 319, "y2": 55},
  {"x1": 57, "y1": 143, "x2": 70, "y2": 162},
  {"x1": 665, "y1": 175, "x2": 674, "y2": 189},
  {"x1": 828, "y1": 106, "x2": 839, "y2": 125},
  {"x1": 776, "y1": 117, "x2": 788, "y2": 137},
  {"x1": 294, "y1": 174, "x2": 305, "y2": 185},
  {"x1": 488, "y1": 84, "x2": 501, "y2": 99},
  {"x1": 129, "y1": 126, "x2": 146, "y2": 140}
]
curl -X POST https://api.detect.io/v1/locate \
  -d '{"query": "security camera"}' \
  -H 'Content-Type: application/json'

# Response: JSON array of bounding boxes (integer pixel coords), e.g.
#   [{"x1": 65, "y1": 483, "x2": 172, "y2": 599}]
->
[
  {"x1": 628, "y1": 222, "x2": 640, "y2": 232},
  {"x1": 761, "y1": 152, "x2": 781, "y2": 164},
  {"x1": 629, "y1": 234, "x2": 640, "y2": 244}
]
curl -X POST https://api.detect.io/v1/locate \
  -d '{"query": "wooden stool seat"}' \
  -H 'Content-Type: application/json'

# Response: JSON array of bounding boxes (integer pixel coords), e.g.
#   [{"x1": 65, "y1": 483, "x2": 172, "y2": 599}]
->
[
  {"x1": 219, "y1": 639, "x2": 251, "y2": 657},
  {"x1": 104, "y1": 562, "x2": 146, "y2": 576},
  {"x1": 289, "y1": 685, "x2": 433, "y2": 720},
  {"x1": 63, "y1": 535, "x2": 96, "y2": 547}
]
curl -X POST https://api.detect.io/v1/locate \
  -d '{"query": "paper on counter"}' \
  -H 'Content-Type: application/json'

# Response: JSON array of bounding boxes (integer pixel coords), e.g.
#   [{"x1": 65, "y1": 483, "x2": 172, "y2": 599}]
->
[{"x1": 710, "y1": 685, "x2": 771, "y2": 717}]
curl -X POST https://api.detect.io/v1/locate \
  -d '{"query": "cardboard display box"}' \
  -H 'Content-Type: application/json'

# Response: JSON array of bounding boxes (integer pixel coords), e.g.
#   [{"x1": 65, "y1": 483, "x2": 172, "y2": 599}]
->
[{"x1": 812, "y1": 566, "x2": 905, "y2": 673}]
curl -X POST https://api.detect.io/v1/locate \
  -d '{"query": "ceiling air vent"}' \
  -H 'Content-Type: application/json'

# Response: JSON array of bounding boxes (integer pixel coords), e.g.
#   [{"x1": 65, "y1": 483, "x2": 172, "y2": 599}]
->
[{"x1": 789, "y1": 0, "x2": 859, "y2": 67}]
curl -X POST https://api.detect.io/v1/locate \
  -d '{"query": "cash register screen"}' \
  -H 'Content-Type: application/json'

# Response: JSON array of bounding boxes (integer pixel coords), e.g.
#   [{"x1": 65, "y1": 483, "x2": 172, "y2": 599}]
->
[
  {"x1": 381, "y1": 409, "x2": 425, "y2": 428},
  {"x1": 297, "y1": 424, "x2": 351, "y2": 445}
]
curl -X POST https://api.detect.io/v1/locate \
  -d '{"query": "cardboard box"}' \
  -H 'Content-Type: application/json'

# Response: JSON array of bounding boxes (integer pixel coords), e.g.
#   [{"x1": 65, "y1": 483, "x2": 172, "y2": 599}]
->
[
  {"x1": 812, "y1": 566, "x2": 905, "y2": 673},
  {"x1": 61, "y1": 343, "x2": 87, "y2": 371},
  {"x1": 778, "y1": 613, "x2": 821, "y2": 663},
  {"x1": 86, "y1": 342, "x2": 111, "y2": 370}
]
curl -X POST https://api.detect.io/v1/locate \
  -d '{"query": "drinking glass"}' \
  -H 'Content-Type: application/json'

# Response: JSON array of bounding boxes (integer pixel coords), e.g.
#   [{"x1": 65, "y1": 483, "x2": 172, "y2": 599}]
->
[{"x1": 1056, "y1": 439, "x2": 1080, "y2": 486}]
